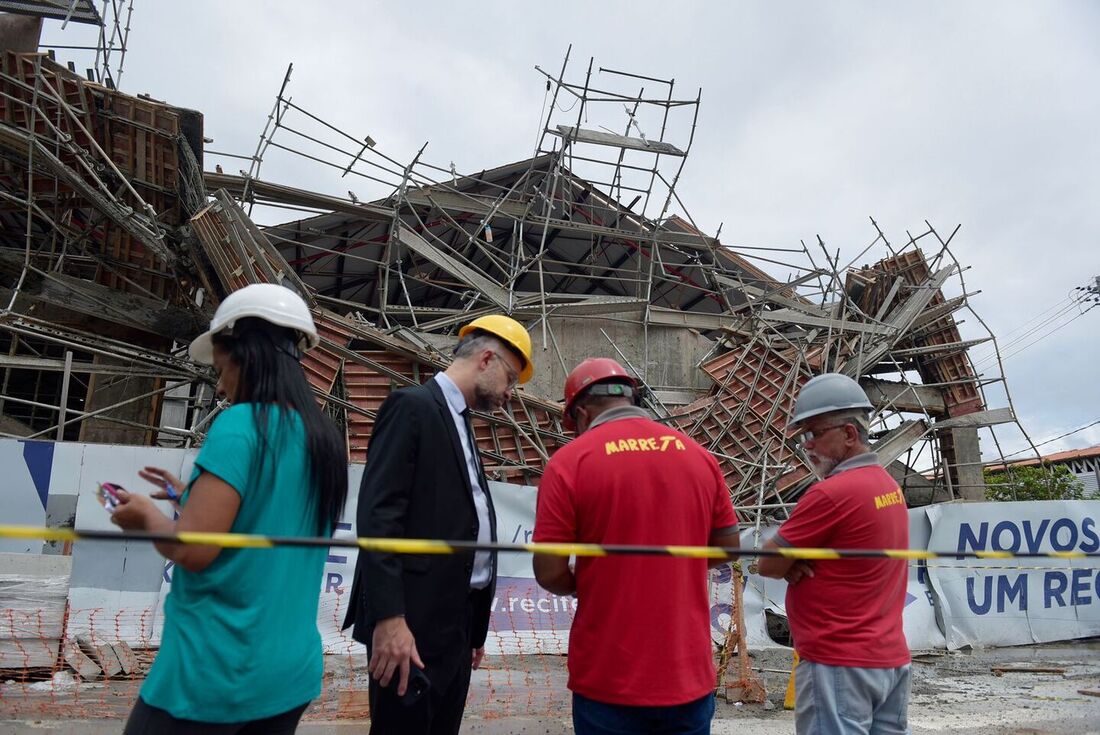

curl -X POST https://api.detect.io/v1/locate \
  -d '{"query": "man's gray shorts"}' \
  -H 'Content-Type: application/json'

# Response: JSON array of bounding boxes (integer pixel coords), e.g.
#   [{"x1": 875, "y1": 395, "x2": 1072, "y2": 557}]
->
[{"x1": 795, "y1": 659, "x2": 911, "y2": 735}]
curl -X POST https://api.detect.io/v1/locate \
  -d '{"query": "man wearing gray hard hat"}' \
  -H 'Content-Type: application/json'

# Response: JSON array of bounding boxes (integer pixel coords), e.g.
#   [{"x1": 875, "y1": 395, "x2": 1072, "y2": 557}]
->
[{"x1": 759, "y1": 373, "x2": 910, "y2": 735}]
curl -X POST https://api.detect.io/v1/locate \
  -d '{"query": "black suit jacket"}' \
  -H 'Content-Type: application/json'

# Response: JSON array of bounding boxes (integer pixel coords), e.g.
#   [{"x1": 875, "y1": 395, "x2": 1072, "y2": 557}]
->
[{"x1": 342, "y1": 379, "x2": 497, "y2": 657}]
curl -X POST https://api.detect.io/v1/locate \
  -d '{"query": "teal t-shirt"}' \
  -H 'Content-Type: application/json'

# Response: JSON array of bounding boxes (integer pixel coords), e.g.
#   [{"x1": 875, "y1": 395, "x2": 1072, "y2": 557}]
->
[{"x1": 141, "y1": 404, "x2": 327, "y2": 722}]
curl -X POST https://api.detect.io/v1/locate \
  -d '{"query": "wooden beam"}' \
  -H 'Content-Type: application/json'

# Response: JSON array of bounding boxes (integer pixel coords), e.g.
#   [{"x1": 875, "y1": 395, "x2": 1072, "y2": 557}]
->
[
  {"x1": 0, "y1": 257, "x2": 205, "y2": 338},
  {"x1": 932, "y1": 407, "x2": 1014, "y2": 431},
  {"x1": 647, "y1": 307, "x2": 732, "y2": 330},
  {"x1": 552, "y1": 125, "x2": 685, "y2": 156},
  {"x1": 860, "y1": 378, "x2": 946, "y2": 415},
  {"x1": 759, "y1": 309, "x2": 898, "y2": 336},
  {"x1": 394, "y1": 224, "x2": 511, "y2": 309},
  {"x1": 911, "y1": 294, "x2": 969, "y2": 330},
  {"x1": 516, "y1": 296, "x2": 648, "y2": 317},
  {"x1": 204, "y1": 171, "x2": 394, "y2": 221},
  {"x1": 888, "y1": 338, "x2": 990, "y2": 358},
  {"x1": 0, "y1": 354, "x2": 191, "y2": 378},
  {"x1": 873, "y1": 419, "x2": 930, "y2": 465}
]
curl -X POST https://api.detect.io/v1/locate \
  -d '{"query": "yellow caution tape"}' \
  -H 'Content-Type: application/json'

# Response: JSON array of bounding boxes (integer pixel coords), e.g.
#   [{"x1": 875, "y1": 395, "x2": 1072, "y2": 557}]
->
[
  {"x1": 2, "y1": 525, "x2": 1099, "y2": 561},
  {"x1": 524, "y1": 542, "x2": 609, "y2": 558},
  {"x1": 779, "y1": 547, "x2": 841, "y2": 560},
  {"x1": 356, "y1": 538, "x2": 455, "y2": 555},
  {"x1": 176, "y1": 531, "x2": 275, "y2": 548}
]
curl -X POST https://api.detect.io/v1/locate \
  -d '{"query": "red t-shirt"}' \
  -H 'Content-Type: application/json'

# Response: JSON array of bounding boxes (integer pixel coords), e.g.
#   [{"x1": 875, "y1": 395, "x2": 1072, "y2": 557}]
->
[
  {"x1": 533, "y1": 414, "x2": 738, "y2": 706},
  {"x1": 777, "y1": 463, "x2": 910, "y2": 668}
]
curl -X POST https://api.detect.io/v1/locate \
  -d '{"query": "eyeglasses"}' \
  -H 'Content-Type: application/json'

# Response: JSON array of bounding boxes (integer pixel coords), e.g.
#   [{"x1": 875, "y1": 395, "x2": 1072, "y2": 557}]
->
[
  {"x1": 490, "y1": 351, "x2": 520, "y2": 389},
  {"x1": 795, "y1": 423, "x2": 849, "y2": 446}
]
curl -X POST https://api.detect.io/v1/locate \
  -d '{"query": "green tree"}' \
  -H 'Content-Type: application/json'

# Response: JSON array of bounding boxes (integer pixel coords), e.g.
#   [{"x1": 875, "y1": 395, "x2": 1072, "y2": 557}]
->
[{"x1": 983, "y1": 464, "x2": 1086, "y2": 502}]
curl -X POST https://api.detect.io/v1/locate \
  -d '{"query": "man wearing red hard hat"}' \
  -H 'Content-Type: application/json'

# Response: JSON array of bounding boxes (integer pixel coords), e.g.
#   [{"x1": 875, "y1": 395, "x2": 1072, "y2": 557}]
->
[{"x1": 533, "y1": 357, "x2": 739, "y2": 734}]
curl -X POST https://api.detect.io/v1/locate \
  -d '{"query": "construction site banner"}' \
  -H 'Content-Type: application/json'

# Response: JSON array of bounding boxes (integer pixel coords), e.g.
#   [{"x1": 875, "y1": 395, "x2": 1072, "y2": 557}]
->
[
  {"x1": 12, "y1": 437, "x2": 1100, "y2": 655},
  {"x1": 487, "y1": 482, "x2": 572, "y2": 654},
  {"x1": 925, "y1": 500, "x2": 1100, "y2": 649}
]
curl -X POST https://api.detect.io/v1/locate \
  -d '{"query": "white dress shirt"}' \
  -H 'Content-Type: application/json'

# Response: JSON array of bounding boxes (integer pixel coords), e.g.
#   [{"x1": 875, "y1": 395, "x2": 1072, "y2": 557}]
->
[{"x1": 434, "y1": 373, "x2": 493, "y2": 589}]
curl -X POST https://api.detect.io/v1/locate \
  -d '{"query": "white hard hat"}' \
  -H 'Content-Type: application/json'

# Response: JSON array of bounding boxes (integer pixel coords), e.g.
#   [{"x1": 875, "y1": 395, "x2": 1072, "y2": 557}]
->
[
  {"x1": 189, "y1": 284, "x2": 319, "y2": 364},
  {"x1": 790, "y1": 373, "x2": 874, "y2": 426}
]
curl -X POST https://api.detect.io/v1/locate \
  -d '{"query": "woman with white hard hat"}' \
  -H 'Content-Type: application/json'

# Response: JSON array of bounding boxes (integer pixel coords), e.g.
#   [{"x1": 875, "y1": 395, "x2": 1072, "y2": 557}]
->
[{"x1": 111, "y1": 283, "x2": 348, "y2": 734}]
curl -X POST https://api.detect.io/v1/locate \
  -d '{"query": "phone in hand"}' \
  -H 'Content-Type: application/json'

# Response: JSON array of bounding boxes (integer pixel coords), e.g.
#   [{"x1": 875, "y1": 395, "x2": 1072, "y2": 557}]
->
[
  {"x1": 96, "y1": 482, "x2": 124, "y2": 513},
  {"x1": 397, "y1": 666, "x2": 431, "y2": 707}
]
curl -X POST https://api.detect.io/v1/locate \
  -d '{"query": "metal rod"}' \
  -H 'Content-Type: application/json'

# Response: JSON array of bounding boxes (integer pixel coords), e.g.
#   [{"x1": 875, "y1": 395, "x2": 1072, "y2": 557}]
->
[{"x1": 55, "y1": 350, "x2": 72, "y2": 441}]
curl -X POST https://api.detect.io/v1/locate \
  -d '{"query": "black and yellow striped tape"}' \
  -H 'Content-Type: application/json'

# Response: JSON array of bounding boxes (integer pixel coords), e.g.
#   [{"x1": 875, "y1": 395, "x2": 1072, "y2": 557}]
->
[{"x1": 2, "y1": 524, "x2": 1099, "y2": 561}]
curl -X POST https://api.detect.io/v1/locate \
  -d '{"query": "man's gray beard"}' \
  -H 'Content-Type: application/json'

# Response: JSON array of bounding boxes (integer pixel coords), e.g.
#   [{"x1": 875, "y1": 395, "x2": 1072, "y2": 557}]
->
[
  {"x1": 471, "y1": 384, "x2": 501, "y2": 413},
  {"x1": 810, "y1": 454, "x2": 841, "y2": 479}
]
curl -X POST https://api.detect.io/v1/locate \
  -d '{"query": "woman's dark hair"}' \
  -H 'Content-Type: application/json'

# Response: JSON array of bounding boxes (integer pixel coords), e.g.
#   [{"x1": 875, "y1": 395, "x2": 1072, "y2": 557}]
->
[{"x1": 211, "y1": 317, "x2": 347, "y2": 535}]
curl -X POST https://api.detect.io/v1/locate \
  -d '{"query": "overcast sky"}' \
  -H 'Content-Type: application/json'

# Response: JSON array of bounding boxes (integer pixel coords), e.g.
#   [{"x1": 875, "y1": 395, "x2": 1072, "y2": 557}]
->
[{"x1": 42, "y1": 1, "x2": 1100, "y2": 459}]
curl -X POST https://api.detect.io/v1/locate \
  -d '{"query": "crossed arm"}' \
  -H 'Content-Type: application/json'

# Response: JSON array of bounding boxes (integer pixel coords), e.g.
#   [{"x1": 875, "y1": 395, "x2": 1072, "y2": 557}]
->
[{"x1": 756, "y1": 536, "x2": 815, "y2": 585}]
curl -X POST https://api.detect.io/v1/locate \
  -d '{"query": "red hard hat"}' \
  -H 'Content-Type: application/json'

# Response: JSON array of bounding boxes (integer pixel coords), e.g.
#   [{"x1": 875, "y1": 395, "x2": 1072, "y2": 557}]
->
[{"x1": 562, "y1": 357, "x2": 637, "y2": 431}]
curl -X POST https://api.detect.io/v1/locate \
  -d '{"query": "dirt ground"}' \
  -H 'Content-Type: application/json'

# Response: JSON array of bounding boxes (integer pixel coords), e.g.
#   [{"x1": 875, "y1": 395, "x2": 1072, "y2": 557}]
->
[{"x1": 2, "y1": 641, "x2": 1098, "y2": 733}]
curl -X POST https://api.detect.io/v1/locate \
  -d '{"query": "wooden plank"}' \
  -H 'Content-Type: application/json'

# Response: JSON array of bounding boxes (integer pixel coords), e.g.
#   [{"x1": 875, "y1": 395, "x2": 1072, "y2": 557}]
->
[
  {"x1": 889, "y1": 338, "x2": 990, "y2": 358},
  {"x1": 206, "y1": 171, "x2": 396, "y2": 220},
  {"x1": 759, "y1": 309, "x2": 897, "y2": 336},
  {"x1": 931, "y1": 407, "x2": 1014, "y2": 431},
  {"x1": 552, "y1": 125, "x2": 685, "y2": 156},
  {"x1": 0, "y1": 260, "x2": 206, "y2": 338},
  {"x1": 647, "y1": 307, "x2": 731, "y2": 330},
  {"x1": 395, "y1": 224, "x2": 511, "y2": 309},
  {"x1": 0, "y1": 354, "x2": 188, "y2": 377},
  {"x1": 515, "y1": 296, "x2": 648, "y2": 317},
  {"x1": 991, "y1": 666, "x2": 1065, "y2": 676},
  {"x1": 209, "y1": 170, "x2": 724, "y2": 253},
  {"x1": 860, "y1": 378, "x2": 946, "y2": 415},
  {"x1": 911, "y1": 294, "x2": 969, "y2": 330},
  {"x1": 872, "y1": 419, "x2": 930, "y2": 466}
]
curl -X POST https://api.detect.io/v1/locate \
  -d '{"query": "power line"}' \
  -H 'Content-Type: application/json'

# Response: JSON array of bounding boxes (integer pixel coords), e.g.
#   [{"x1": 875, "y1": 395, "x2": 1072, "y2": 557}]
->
[
  {"x1": 1002, "y1": 418, "x2": 1100, "y2": 459},
  {"x1": 995, "y1": 303, "x2": 1097, "y2": 363},
  {"x1": 999, "y1": 294, "x2": 1074, "y2": 340},
  {"x1": 997, "y1": 298, "x2": 1084, "y2": 350},
  {"x1": 973, "y1": 275, "x2": 1099, "y2": 369}
]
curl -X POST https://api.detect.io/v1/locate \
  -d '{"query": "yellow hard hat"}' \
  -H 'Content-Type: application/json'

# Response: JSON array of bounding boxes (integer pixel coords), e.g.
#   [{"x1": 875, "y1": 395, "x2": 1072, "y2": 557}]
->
[{"x1": 458, "y1": 314, "x2": 534, "y2": 384}]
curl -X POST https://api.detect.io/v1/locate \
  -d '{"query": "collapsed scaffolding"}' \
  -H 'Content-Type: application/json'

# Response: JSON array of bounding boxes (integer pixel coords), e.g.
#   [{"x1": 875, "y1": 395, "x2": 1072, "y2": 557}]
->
[{"x1": 0, "y1": 10, "x2": 1048, "y2": 710}]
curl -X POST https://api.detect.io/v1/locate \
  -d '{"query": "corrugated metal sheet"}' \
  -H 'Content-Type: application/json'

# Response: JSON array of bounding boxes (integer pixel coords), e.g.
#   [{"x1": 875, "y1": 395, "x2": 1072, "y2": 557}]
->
[{"x1": 1076, "y1": 471, "x2": 1099, "y2": 498}]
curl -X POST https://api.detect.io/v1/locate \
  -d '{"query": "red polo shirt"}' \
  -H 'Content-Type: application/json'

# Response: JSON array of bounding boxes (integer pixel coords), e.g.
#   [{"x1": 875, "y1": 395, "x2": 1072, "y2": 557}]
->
[
  {"x1": 777, "y1": 458, "x2": 910, "y2": 668},
  {"x1": 534, "y1": 409, "x2": 738, "y2": 706}
]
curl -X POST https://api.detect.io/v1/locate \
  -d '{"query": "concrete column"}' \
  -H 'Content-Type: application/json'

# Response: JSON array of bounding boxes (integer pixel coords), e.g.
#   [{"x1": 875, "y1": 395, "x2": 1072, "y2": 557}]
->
[{"x1": 949, "y1": 426, "x2": 985, "y2": 501}]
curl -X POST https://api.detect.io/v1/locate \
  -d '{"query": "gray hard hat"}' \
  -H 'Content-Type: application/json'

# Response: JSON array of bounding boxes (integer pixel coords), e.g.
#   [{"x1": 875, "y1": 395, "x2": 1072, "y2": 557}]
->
[{"x1": 790, "y1": 373, "x2": 873, "y2": 426}]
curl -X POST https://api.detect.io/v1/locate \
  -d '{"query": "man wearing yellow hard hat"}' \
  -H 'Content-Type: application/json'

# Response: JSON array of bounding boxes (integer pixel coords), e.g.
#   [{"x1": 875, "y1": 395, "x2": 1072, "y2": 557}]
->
[{"x1": 342, "y1": 314, "x2": 533, "y2": 734}]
